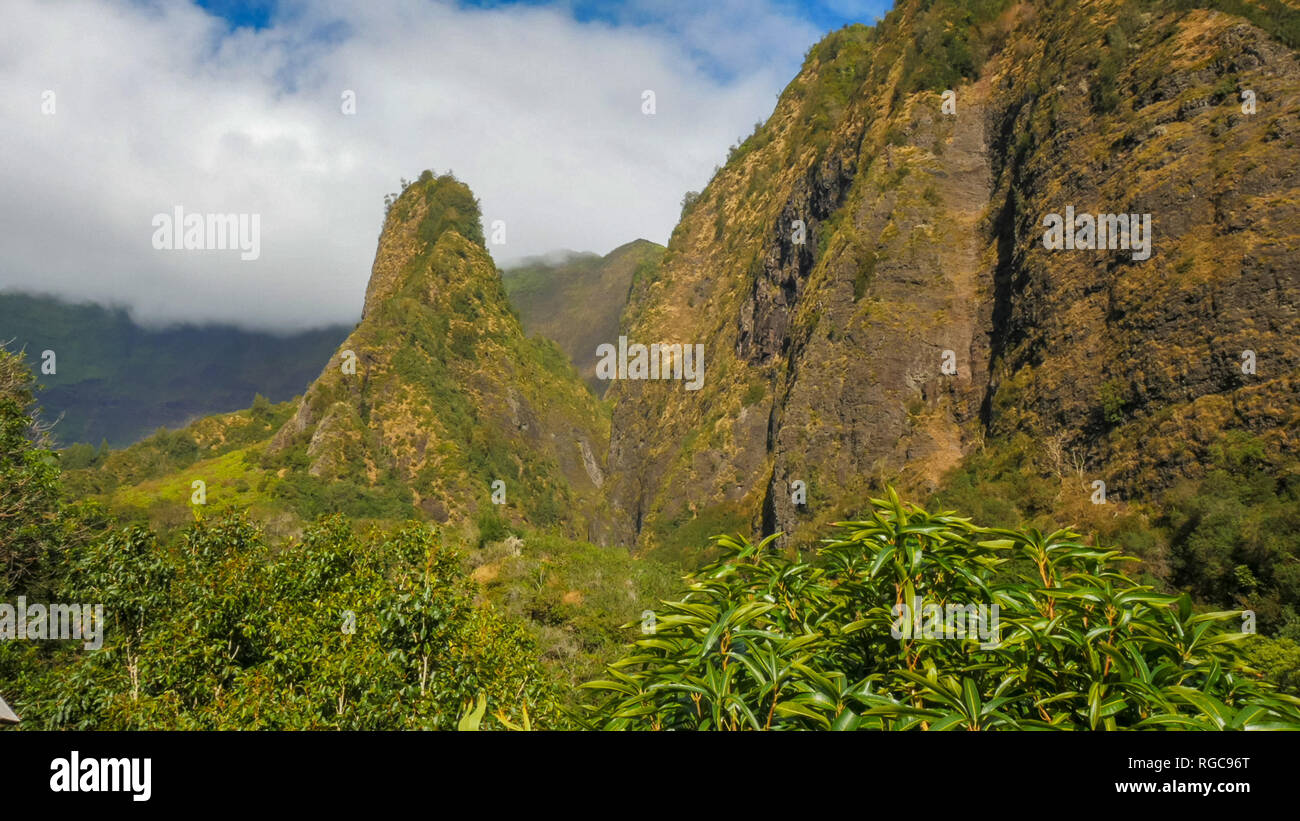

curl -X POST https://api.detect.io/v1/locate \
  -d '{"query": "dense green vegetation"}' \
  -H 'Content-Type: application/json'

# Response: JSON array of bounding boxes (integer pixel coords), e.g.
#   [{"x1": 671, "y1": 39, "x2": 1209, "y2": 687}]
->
[
  {"x1": 932, "y1": 432, "x2": 1300, "y2": 642},
  {"x1": 3, "y1": 513, "x2": 560, "y2": 729},
  {"x1": 392, "y1": 169, "x2": 487, "y2": 261},
  {"x1": 0, "y1": 344, "x2": 668, "y2": 728},
  {"x1": 470, "y1": 531, "x2": 680, "y2": 695},
  {"x1": 0, "y1": 292, "x2": 348, "y2": 447},
  {"x1": 270, "y1": 472, "x2": 416, "y2": 522},
  {"x1": 584, "y1": 490, "x2": 1300, "y2": 730},
  {"x1": 0, "y1": 347, "x2": 66, "y2": 598},
  {"x1": 48, "y1": 397, "x2": 303, "y2": 534},
  {"x1": 893, "y1": 0, "x2": 1014, "y2": 95},
  {"x1": 4, "y1": 344, "x2": 1299, "y2": 729}
]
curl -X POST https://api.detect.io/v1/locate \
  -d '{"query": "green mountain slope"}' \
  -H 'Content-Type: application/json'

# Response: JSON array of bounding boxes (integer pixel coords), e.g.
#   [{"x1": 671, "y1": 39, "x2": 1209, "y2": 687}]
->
[
  {"x1": 66, "y1": 173, "x2": 618, "y2": 543},
  {"x1": 501, "y1": 240, "x2": 665, "y2": 393},
  {"x1": 263, "y1": 172, "x2": 614, "y2": 539},
  {"x1": 0, "y1": 292, "x2": 349, "y2": 447}
]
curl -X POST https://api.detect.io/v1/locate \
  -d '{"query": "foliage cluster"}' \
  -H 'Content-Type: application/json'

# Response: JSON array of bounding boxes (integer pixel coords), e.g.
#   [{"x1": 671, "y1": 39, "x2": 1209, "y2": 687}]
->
[
  {"x1": 2, "y1": 513, "x2": 559, "y2": 730},
  {"x1": 584, "y1": 490, "x2": 1300, "y2": 729},
  {"x1": 0, "y1": 347, "x2": 64, "y2": 597},
  {"x1": 933, "y1": 432, "x2": 1300, "y2": 644}
]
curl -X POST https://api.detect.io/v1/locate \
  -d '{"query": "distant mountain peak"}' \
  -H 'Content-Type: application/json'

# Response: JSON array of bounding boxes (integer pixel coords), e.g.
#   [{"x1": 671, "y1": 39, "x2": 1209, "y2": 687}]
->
[{"x1": 501, "y1": 239, "x2": 665, "y2": 394}]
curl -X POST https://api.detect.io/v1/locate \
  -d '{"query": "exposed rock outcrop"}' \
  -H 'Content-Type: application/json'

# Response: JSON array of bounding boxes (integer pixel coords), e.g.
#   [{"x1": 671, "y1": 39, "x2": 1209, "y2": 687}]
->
[{"x1": 607, "y1": 0, "x2": 1300, "y2": 556}]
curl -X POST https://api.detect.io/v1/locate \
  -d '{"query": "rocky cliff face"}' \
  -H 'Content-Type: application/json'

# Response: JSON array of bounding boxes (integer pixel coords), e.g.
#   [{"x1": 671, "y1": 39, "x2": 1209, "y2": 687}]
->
[
  {"x1": 269, "y1": 172, "x2": 612, "y2": 538},
  {"x1": 606, "y1": 0, "x2": 1300, "y2": 557},
  {"x1": 983, "y1": 3, "x2": 1300, "y2": 503}
]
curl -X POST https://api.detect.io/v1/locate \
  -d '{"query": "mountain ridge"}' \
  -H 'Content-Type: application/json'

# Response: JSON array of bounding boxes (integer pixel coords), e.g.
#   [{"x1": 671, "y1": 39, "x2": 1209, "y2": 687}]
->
[{"x1": 0, "y1": 291, "x2": 350, "y2": 447}]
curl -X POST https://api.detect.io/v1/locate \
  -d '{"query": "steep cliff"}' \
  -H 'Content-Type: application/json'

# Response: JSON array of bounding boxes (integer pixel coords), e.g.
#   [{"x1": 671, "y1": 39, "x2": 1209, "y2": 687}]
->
[{"x1": 606, "y1": 0, "x2": 1300, "y2": 559}]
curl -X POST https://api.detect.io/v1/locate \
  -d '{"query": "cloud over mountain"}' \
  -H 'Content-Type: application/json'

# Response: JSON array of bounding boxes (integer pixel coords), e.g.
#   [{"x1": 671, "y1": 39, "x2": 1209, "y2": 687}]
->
[{"x1": 0, "y1": 0, "x2": 879, "y2": 330}]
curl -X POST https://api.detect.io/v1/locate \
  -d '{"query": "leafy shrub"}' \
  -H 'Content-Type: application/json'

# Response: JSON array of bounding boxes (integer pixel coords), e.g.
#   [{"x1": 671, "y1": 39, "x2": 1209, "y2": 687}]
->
[
  {"x1": 472, "y1": 531, "x2": 681, "y2": 697},
  {"x1": 1098, "y1": 378, "x2": 1128, "y2": 425},
  {"x1": 0, "y1": 346, "x2": 64, "y2": 596},
  {"x1": 5, "y1": 514, "x2": 558, "y2": 730},
  {"x1": 583, "y1": 490, "x2": 1300, "y2": 730},
  {"x1": 271, "y1": 473, "x2": 414, "y2": 521},
  {"x1": 1244, "y1": 637, "x2": 1300, "y2": 694},
  {"x1": 896, "y1": 0, "x2": 1013, "y2": 96},
  {"x1": 474, "y1": 506, "x2": 515, "y2": 546},
  {"x1": 679, "y1": 191, "x2": 701, "y2": 221},
  {"x1": 1166, "y1": 437, "x2": 1300, "y2": 638}
]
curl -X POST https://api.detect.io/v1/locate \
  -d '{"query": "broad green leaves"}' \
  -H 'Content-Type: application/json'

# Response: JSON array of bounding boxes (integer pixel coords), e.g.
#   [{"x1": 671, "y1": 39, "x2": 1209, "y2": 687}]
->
[{"x1": 582, "y1": 490, "x2": 1300, "y2": 730}]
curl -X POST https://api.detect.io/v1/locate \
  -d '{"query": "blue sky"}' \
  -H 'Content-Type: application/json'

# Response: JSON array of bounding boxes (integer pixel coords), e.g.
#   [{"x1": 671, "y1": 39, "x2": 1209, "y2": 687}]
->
[
  {"x1": 193, "y1": 0, "x2": 893, "y2": 84},
  {"x1": 2, "y1": 0, "x2": 893, "y2": 329},
  {"x1": 196, "y1": 0, "x2": 890, "y2": 32},
  {"x1": 194, "y1": 0, "x2": 275, "y2": 29}
]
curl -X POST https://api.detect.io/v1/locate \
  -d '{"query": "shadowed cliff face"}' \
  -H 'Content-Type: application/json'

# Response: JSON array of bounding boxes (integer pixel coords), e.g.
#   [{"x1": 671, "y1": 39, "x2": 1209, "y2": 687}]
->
[
  {"x1": 606, "y1": 0, "x2": 1300, "y2": 558},
  {"x1": 760, "y1": 72, "x2": 997, "y2": 544},
  {"x1": 269, "y1": 173, "x2": 613, "y2": 538},
  {"x1": 983, "y1": 7, "x2": 1300, "y2": 505}
]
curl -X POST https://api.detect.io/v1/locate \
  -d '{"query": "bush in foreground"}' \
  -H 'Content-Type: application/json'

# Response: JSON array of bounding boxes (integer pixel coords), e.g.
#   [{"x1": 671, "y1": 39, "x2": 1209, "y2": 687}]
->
[
  {"x1": 4, "y1": 513, "x2": 558, "y2": 730},
  {"x1": 582, "y1": 490, "x2": 1300, "y2": 730}
]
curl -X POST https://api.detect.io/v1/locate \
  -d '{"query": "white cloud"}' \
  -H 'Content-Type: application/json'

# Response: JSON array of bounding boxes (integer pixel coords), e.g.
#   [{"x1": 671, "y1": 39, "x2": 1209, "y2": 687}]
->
[{"x1": 0, "y1": 0, "x2": 827, "y2": 330}]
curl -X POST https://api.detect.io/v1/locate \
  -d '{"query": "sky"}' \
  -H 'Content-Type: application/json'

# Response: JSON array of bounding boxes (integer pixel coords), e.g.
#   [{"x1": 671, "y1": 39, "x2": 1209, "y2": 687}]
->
[{"x1": 0, "y1": 0, "x2": 890, "y2": 331}]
